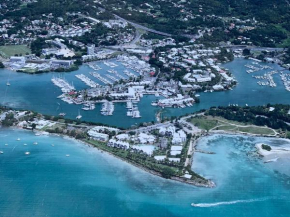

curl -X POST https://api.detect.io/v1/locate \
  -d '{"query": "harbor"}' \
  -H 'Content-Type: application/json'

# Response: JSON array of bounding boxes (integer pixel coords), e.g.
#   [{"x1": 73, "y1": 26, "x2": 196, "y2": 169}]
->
[{"x1": 1, "y1": 58, "x2": 290, "y2": 128}]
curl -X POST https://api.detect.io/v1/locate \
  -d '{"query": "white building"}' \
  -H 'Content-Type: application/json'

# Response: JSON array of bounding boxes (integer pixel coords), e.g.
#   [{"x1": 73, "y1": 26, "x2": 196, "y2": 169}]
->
[
  {"x1": 172, "y1": 130, "x2": 187, "y2": 144},
  {"x1": 87, "y1": 44, "x2": 95, "y2": 55},
  {"x1": 87, "y1": 130, "x2": 109, "y2": 142}
]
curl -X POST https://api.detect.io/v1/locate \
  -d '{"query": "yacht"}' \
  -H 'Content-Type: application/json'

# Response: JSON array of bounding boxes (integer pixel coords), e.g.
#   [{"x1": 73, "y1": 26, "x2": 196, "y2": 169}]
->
[
  {"x1": 6, "y1": 81, "x2": 10, "y2": 86},
  {"x1": 59, "y1": 113, "x2": 66, "y2": 117}
]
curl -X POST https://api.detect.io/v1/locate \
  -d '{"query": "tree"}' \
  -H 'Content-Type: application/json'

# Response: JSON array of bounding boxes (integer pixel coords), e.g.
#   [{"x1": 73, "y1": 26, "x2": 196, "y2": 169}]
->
[
  {"x1": 31, "y1": 123, "x2": 36, "y2": 131},
  {"x1": 0, "y1": 62, "x2": 4, "y2": 68},
  {"x1": 161, "y1": 167, "x2": 176, "y2": 179},
  {"x1": 242, "y1": 49, "x2": 251, "y2": 56}
]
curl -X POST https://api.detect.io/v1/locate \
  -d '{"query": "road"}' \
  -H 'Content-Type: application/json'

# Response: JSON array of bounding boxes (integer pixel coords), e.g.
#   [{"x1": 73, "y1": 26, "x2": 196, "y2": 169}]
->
[
  {"x1": 79, "y1": 14, "x2": 172, "y2": 37},
  {"x1": 125, "y1": 122, "x2": 172, "y2": 133},
  {"x1": 223, "y1": 45, "x2": 285, "y2": 52}
]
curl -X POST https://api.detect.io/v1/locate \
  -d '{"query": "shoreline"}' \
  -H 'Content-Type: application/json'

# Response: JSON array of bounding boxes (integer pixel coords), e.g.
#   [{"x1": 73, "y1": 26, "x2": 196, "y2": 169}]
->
[
  {"x1": 6, "y1": 126, "x2": 215, "y2": 188},
  {"x1": 208, "y1": 129, "x2": 278, "y2": 138}
]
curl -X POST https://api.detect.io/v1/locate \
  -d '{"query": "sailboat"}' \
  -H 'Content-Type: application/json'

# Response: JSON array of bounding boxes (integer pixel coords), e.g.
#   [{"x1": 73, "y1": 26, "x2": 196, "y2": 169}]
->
[
  {"x1": 76, "y1": 110, "x2": 82, "y2": 120},
  {"x1": 57, "y1": 102, "x2": 66, "y2": 117}
]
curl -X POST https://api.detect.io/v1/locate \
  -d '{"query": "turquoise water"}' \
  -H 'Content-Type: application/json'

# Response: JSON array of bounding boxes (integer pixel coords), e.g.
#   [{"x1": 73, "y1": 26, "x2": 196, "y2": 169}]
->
[
  {"x1": 0, "y1": 58, "x2": 289, "y2": 128},
  {"x1": 0, "y1": 129, "x2": 289, "y2": 217}
]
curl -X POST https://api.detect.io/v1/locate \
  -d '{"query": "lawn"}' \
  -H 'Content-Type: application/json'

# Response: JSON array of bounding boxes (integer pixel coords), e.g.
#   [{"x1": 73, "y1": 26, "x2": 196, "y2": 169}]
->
[
  {"x1": 236, "y1": 126, "x2": 275, "y2": 135},
  {"x1": 0, "y1": 45, "x2": 31, "y2": 58},
  {"x1": 190, "y1": 115, "x2": 275, "y2": 136},
  {"x1": 190, "y1": 116, "x2": 219, "y2": 131}
]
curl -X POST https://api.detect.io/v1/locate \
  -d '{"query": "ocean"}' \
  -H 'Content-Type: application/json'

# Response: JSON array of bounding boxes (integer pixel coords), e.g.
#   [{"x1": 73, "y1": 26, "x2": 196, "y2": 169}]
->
[{"x1": 0, "y1": 129, "x2": 289, "y2": 217}]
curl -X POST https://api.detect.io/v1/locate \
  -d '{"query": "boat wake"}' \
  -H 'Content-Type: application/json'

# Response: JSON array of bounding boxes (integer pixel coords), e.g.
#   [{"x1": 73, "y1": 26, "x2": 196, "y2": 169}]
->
[{"x1": 191, "y1": 197, "x2": 273, "y2": 207}]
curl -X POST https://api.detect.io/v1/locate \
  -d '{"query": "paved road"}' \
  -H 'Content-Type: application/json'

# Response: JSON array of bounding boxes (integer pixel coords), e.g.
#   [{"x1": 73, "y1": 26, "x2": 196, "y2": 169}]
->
[
  {"x1": 113, "y1": 14, "x2": 172, "y2": 37},
  {"x1": 125, "y1": 122, "x2": 172, "y2": 133}
]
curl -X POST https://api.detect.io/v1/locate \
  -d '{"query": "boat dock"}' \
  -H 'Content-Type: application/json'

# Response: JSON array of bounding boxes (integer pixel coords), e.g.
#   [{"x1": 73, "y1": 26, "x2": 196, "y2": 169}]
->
[
  {"x1": 104, "y1": 61, "x2": 118, "y2": 68},
  {"x1": 88, "y1": 63, "x2": 102, "y2": 71},
  {"x1": 115, "y1": 72, "x2": 126, "y2": 80},
  {"x1": 253, "y1": 70, "x2": 278, "y2": 87},
  {"x1": 106, "y1": 74, "x2": 119, "y2": 82},
  {"x1": 51, "y1": 77, "x2": 75, "y2": 93},
  {"x1": 101, "y1": 101, "x2": 114, "y2": 115},
  {"x1": 124, "y1": 70, "x2": 137, "y2": 78},
  {"x1": 90, "y1": 72, "x2": 113, "y2": 85},
  {"x1": 75, "y1": 74, "x2": 99, "y2": 88},
  {"x1": 126, "y1": 101, "x2": 141, "y2": 118}
]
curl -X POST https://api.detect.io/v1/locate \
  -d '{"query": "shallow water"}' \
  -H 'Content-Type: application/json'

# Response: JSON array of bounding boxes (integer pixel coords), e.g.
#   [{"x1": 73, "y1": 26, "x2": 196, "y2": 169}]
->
[
  {"x1": 0, "y1": 129, "x2": 289, "y2": 217},
  {"x1": 0, "y1": 58, "x2": 289, "y2": 128}
]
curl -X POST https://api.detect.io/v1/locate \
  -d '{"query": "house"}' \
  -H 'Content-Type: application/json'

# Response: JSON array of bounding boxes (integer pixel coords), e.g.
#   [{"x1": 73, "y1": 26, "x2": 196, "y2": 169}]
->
[{"x1": 107, "y1": 139, "x2": 130, "y2": 149}]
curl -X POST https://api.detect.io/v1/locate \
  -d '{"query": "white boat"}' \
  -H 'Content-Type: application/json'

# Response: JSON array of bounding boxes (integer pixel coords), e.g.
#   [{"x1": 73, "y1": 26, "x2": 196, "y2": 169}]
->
[
  {"x1": 76, "y1": 110, "x2": 82, "y2": 119},
  {"x1": 33, "y1": 142, "x2": 38, "y2": 145},
  {"x1": 4, "y1": 144, "x2": 8, "y2": 146},
  {"x1": 17, "y1": 138, "x2": 21, "y2": 141},
  {"x1": 25, "y1": 152, "x2": 30, "y2": 155},
  {"x1": 0, "y1": 151, "x2": 3, "y2": 154},
  {"x1": 23, "y1": 144, "x2": 27, "y2": 146},
  {"x1": 59, "y1": 113, "x2": 66, "y2": 117},
  {"x1": 6, "y1": 82, "x2": 10, "y2": 86},
  {"x1": 66, "y1": 154, "x2": 70, "y2": 157}
]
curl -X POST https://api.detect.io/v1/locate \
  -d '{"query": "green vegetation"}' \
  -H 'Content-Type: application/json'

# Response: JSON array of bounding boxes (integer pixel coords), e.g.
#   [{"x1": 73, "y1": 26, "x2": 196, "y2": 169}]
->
[
  {"x1": 0, "y1": 61, "x2": 4, "y2": 68},
  {"x1": 208, "y1": 104, "x2": 290, "y2": 133},
  {"x1": 190, "y1": 115, "x2": 276, "y2": 136},
  {"x1": 190, "y1": 116, "x2": 219, "y2": 131},
  {"x1": 235, "y1": 126, "x2": 274, "y2": 135},
  {"x1": 0, "y1": 45, "x2": 31, "y2": 58},
  {"x1": 261, "y1": 144, "x2": 272, "y2": 151}
]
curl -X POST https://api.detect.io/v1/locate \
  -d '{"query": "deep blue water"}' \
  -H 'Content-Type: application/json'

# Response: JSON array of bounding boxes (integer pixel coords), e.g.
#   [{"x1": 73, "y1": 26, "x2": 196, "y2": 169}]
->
[
  {"x1": 0, "y1": 129, "x2": 289, "y2": 217},
  {"x1": 0, "y1": 58, "x2": 289, "y2": 128}
]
